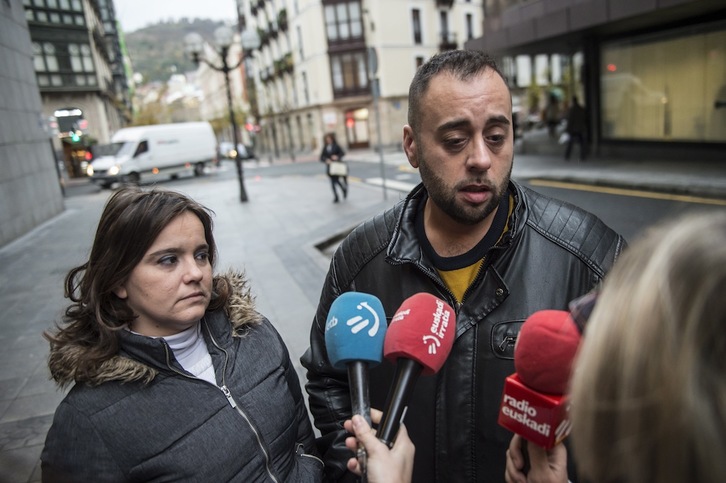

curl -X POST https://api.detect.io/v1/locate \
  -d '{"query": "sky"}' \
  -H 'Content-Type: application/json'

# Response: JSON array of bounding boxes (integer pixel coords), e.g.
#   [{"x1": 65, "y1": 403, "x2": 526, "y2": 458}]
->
[{"x1": 114, "y1": 0, "x2": 238, "y2": 33}]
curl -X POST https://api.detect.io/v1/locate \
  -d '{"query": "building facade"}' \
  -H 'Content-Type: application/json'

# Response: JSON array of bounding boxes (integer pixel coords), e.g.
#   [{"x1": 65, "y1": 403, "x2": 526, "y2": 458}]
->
[
  {"x1": 1, "y1": 0, "x2": 64, "y2": 247},
  {"x1": 24, "y1": 0, "x2": 131, "y2": 177},
  {"x1": 466, "y1": 0, "x2": 726, "y2": 160},
  {"x1": 237, "y1": 0, "x2": 484, "y2": 157}
]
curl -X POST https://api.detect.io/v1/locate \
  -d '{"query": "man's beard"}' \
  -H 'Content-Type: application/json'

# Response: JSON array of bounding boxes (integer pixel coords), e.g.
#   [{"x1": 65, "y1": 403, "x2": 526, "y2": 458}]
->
[{"x1": 418, "y1": 151, "x2": 512, "y2": 226}]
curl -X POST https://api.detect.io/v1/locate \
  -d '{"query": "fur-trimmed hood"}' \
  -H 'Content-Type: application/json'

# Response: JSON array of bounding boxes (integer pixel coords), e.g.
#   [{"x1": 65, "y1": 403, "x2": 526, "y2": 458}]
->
[{"x1": 48, "y1": 270, "x2": 259, "y2": 387}]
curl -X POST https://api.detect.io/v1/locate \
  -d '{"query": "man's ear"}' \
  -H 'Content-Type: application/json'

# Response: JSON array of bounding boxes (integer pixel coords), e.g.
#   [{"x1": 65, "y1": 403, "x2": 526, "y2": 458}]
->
[{"x1": 403, "y1": 125, "x2": 418, "y2": 169}]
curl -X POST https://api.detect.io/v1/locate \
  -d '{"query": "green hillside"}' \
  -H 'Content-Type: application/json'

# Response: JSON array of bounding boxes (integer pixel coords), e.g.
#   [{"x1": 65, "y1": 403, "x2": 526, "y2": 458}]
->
[{"x1": 124, "y1": 18, "x2": 227, "y2": 83}]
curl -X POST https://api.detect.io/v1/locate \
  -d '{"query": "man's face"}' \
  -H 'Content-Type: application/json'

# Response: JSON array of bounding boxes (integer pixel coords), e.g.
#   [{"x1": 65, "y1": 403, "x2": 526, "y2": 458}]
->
[{"x1": 403, "y1": 69, "x2": 514, "y2": 226}]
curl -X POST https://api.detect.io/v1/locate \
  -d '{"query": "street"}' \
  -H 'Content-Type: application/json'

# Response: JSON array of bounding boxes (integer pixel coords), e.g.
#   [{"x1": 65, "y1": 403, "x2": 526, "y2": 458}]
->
[{"x1": 113, "y1": 154, "x2": 726, "y2": 244}]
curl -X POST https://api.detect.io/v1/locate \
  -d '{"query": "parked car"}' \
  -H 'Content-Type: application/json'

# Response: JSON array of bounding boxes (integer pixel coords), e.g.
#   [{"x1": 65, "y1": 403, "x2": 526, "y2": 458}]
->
[{"x1": 218, "y1": 141, "x2": 255, "y2": 160}]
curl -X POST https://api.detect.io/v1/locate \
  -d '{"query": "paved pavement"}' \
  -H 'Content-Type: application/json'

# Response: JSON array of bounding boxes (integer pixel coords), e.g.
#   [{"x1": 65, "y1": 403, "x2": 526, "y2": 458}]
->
[{"x1": 1, "y1": 145, "x2": 724, "y2": 483}]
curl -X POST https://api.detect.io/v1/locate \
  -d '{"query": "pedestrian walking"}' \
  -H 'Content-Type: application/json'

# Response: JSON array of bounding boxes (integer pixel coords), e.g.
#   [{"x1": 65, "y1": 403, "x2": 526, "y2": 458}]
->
[
  {"x1": 41, "y1": 187, "x2": 323, "y2": 482},
  {"x1": 320, "y1": 133, "x2": 348, "y2": 203},
  {"x1": 301, "y1": 49, "x2": 625, "y2": 483},
  {"x1": 544, "y1": 93, "x2": 561, "y2": 139},
  {"x1": 564, "y1": 96, "x2": 587, "y2": 161}
]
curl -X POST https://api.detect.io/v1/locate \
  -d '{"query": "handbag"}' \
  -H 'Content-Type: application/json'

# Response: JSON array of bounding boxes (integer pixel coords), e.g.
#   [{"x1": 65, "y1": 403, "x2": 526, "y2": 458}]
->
[{"x1": 328, "y1": 160, "x2": 348, "y2": 177}]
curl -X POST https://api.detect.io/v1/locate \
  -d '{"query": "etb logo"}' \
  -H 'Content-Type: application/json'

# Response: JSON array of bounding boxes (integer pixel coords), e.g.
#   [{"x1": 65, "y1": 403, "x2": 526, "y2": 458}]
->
[{"x1": 326, "y1": 301, "x2": 381, "y2": 337}]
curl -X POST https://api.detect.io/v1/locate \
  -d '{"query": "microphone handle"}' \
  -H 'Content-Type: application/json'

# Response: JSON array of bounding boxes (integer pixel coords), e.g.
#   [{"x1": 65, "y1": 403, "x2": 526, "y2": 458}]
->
[
  {"x1": 348, "y1": 361, "x2": 371, "y2": 424},
  {"x1": 377, "y1": 358, "x2": 423, "y2": 447},
  {"x1": 348, "y1": 361, "x2": 370, "y2": 483}
]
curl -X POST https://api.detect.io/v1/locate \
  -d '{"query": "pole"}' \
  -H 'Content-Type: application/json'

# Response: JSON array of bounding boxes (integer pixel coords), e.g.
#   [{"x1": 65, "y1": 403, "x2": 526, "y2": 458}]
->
[
  {"x1": 372, "y1": 78, "x2": 387, "y2": 200},
  {"x1": 222, "y1": 49, "x2": 249, "y2": 202}
]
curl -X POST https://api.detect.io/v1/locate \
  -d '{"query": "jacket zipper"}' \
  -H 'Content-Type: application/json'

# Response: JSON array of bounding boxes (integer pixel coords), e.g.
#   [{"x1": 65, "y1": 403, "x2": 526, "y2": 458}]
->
[{"x1": 162, "y1": 333, "x2": 280, "y2": 483}]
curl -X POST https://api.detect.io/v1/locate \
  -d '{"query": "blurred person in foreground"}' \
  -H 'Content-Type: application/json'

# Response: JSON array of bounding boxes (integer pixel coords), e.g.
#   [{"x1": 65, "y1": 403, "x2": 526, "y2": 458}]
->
[
  {"x1": 302, "y1": 49, "x2": 625, "y2": 482},
  {"x1": 506, "y1": 211, "x2": 726, "y2": 483},
  {"x1": 41, "y1": 187, "x2": 323, "y2": 482}
]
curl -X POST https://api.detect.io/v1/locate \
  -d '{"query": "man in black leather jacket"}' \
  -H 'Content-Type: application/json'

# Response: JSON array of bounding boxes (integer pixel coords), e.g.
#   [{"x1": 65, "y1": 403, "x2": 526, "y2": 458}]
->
[{"x1": 301, "y1": 50, "x2": 626, "y2": 483}]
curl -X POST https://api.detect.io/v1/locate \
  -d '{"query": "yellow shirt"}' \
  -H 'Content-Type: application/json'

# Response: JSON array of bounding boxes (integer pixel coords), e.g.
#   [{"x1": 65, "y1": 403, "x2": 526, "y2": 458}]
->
[{"x1": 436, "y1": 195, "x2": 513, "y2": 304}]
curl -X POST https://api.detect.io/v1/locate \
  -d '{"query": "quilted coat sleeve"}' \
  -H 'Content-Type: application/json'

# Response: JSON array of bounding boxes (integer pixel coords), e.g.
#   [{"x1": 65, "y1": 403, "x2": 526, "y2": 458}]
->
[{"x1": 42, "y1": 399, "x2": 125, "y2": 482}]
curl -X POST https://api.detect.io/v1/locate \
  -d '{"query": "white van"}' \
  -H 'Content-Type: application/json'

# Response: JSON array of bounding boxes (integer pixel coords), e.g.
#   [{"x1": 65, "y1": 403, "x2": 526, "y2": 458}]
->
[{"x1": 87, "y1": 122, "x2": 217, "y2": 188}]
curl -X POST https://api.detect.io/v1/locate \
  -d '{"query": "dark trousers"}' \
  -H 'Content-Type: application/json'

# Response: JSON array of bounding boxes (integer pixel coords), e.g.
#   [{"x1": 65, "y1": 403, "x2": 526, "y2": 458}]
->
[
  {"x1": 565, "y1": 132, "x2": 586, "y2": 161},
  {"x1": 329, "y1": 175, "x2": 347, "y2": 201}
]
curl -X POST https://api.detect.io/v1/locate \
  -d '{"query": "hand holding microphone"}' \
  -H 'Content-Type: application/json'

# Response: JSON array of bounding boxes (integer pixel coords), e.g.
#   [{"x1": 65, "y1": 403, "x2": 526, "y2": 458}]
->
[
  {"x1": 377, "y1": 293, "x2": 456, "y2": 447},
  {"x1": 498, "y1": 310, "x2": 581, "y2": 478},
  {"x1": 325, "y1": 292, "x2": 388, "y2": 480}
]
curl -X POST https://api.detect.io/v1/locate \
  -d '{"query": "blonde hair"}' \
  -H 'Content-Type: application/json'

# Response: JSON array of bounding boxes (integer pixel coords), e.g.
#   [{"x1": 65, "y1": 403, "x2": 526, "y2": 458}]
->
[{"x1": 570, "y1": 211, "x2": 726, "y2": 483}]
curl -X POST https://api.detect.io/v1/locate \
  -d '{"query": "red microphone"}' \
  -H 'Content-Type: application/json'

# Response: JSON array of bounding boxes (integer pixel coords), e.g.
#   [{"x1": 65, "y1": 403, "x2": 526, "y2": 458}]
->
[
  {"x1": 377, "y1": 293, "x2": 456, "y2": 447},
  {"x1": 497, "y1": 310, "x2": 581, "y2": 449}
]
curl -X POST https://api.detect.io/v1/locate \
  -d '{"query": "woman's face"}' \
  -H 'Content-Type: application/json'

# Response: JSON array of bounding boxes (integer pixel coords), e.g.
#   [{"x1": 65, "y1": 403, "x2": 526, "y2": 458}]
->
[{"x1": 114, "y1": 211, "x2": 213, "y2": 336}]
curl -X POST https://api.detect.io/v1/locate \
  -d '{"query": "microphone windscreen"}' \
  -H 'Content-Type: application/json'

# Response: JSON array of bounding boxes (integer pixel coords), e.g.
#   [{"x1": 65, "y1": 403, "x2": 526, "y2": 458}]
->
[
  {"x1": 514, "y1": 310, "x2": 580, "y2": 395},
  {"x1": 325, "y1": 292, "x2": 387, "y2": 370},
  {"x1": 383, "y1": 293, "x2": 455, "y2": 375}
]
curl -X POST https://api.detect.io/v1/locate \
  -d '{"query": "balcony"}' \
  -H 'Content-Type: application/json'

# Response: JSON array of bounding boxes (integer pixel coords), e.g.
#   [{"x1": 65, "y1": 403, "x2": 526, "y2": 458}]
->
[
  {"x1": 439, "y1": 31, "x2": 457, "y2": 51},
  {"x1": 268, "y1": 22, "x2": 278, "y2": 40},
  {"x1": 277, "y1": 8, "x2": 288, "y2": 32},
  {"x1": 436, "y1": 0, "x2": 454, "y2": 7},
  {"x1": 274, "y1": 52, "x2": 293, "y2": 77},
  {"x1": 258, "y1": 27, "x2": 270, "y2": 47}
]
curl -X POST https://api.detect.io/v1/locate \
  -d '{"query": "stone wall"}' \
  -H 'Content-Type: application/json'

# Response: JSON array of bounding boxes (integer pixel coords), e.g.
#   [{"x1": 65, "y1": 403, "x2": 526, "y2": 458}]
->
[{"x1": 0, "y1": 0, "x2": 64, "y2": 248}]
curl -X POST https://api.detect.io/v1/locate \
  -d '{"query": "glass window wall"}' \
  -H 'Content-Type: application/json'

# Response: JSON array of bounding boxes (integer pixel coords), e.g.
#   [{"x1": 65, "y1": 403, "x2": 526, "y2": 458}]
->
[{"x1": 601, "y1": 23, "x2": 726, "y2": 143}]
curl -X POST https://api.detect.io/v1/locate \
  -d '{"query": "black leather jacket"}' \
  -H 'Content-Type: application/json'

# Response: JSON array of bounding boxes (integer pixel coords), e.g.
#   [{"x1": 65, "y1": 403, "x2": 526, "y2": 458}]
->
[{"x1": 301, "y1": 181, "x2": 626, "y2": 482}]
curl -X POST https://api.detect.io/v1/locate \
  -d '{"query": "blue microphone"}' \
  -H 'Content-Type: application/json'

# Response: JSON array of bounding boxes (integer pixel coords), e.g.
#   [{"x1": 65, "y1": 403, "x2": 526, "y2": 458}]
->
[{"x1": 325, "y1": 292, "x2": 387, "y2": 480}]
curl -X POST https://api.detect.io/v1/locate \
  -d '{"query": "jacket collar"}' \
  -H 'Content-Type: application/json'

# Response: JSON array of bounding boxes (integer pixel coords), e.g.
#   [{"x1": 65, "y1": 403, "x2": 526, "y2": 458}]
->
[
  {"x1": 74, "y1": 270, "x2": 259, "y2": 386},
  {"x1": 388, "y1": 181, "x2": 524, "y2": 264}
]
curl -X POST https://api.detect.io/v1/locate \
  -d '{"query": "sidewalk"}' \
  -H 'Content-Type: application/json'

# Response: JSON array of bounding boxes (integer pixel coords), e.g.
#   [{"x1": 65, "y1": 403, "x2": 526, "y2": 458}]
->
[{"x1": 1, "y1": 150, "x2": 724, "y2": 482}]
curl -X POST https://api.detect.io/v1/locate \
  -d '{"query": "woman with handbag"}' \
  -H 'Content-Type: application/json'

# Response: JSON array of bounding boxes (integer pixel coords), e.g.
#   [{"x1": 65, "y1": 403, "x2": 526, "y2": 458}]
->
[{"x1": 320, "y1": 133, "x2": 348, "y2": 203}]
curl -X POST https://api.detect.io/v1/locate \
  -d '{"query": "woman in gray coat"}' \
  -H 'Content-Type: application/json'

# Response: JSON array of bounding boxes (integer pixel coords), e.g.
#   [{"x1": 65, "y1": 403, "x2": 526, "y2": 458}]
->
[{"x1": 41, "y1": 187, "x2": 323, "y2": 482}]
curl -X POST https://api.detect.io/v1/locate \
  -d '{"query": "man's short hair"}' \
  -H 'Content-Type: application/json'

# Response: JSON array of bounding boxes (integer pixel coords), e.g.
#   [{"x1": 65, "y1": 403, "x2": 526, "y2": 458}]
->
[{"x1": 407, "y1": 50, "x2": 509, "y2": 131}]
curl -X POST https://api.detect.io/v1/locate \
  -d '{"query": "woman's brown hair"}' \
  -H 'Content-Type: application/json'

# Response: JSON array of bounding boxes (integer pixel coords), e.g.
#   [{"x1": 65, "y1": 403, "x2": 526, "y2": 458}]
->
[{"x1": 45, "y1": 187, "x2": 230, "y2": 386}]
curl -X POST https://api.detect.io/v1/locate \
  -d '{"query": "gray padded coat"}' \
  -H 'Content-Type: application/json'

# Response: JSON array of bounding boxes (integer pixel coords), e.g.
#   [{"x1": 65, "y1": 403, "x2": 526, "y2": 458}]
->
[{"x1": 42, "y1": 273, "x2": 323, "y2": 482}]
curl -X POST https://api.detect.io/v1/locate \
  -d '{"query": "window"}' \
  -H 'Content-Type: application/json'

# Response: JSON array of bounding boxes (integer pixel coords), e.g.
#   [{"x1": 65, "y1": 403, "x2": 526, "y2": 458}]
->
[
  {"x1": 466, "y1": 13, "x2": 473, "y2": 40},
  {"x1": 601, "y1": 26, "x2": 726, "y2": 142},
  {"x1": 331, "y1": 51, "x2": 368, "y2": 96},
  {"x1": 302, "y1": 71, "x2": 309, "y2": 104},
  {"x1": 32, "y1": 42, "x2": 59, "y2": 72},
  {"x1": 324, "y1": 1, "x2": 363, "y2": 42},
  {"x1": 134, "y1": 141, "x2": 149, "y2": 157},
  {"x1": 297, "y1": 25, "x2": 304, "y2": 59},
  {"x1": 68, "y1": 43, "x2": 94, "y2": 72},
  {"x1": 440, "y1": 11, "x2": 449, "y2": 37},
  {"x1": 416, "y1": 56, "x2": 424, "y2": 69},
  {"x1": 412, "y1": 9, "x2": 421, "y2": 45},
  {"x1": 81, "y1": 44, "x2": 93, "y2": 71}
]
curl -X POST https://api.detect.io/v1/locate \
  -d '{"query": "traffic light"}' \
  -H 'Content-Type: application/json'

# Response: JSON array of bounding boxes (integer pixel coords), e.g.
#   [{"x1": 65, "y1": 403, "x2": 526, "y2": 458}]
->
[{"x1": 70, "y1": 130, "x2": 80, "y2": 142}]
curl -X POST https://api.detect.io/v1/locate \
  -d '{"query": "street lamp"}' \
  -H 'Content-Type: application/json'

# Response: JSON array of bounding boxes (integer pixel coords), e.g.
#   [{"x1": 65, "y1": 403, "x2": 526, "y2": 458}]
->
[
  {"x1": 240, "y1": 29, "x2": 261, "y2": 153},
  {"x1": 185, "y1": 26, "x2": 249, "y2": 202}
]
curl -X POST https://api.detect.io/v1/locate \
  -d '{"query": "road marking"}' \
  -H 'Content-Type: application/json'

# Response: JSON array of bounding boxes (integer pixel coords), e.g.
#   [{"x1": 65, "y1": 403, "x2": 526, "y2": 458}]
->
[
  {"x1": 529, "y1": 179, "x2": 726, "y2": 206},
  {"x1": 366, "y1": 178, "x2": 417, "y2": 192}
]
